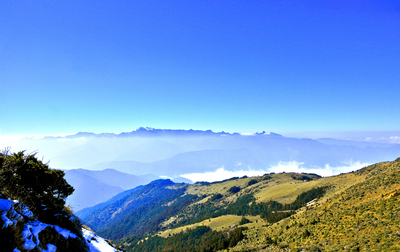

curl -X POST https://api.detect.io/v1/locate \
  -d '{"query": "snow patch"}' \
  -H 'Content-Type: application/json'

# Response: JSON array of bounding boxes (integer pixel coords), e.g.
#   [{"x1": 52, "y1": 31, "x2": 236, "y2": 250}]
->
[
  {"x1": 22, "y1": 221, "x2": 48, "y2": 250},
  {"x1": 54, "y1": 225, "x2": 77, "y2": 239},
  {"x1": 82, "y1": 228, "x2": 118, "y2": 252},
  {"x1": 20, "y1": 205, "x2": 34, "y2": 218},
  {"x1": 1, "y1": 211, "x2": 13, "y2": 228},
  {"x1": 1, "y1": 199, "x2": 80, "y2": 251},
  {"x1": 42, "y1": 244, "x2": 57, "y2": 252},
  {"x1": 0, "y1": 198, "x2": 12, "y2": 211}
]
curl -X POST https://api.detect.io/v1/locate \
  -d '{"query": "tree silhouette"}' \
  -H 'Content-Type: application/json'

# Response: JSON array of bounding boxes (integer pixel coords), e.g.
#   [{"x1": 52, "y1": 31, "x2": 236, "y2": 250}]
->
[{"x1": 0, "y1": 150, "x2": 74, "y2": 224}]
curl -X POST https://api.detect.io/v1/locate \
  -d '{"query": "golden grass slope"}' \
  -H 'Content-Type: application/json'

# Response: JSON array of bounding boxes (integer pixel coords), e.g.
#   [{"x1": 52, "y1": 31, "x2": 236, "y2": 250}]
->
[
  {"x1": 228, "y1": 158, "x2": 400, "y2": 252},
  {"x1": 158, "y1": 215, "x2": 267, "y2": 238}
]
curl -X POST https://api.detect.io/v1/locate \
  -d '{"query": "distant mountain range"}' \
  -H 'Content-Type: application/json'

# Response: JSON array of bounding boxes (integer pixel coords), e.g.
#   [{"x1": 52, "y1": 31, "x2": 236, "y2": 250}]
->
[
  {"x1": 43, "y1": 127, "x2": 238, "y2": 139},
  {"x1": 12, "y1": 127, "x2": 400, "y2": 179}
]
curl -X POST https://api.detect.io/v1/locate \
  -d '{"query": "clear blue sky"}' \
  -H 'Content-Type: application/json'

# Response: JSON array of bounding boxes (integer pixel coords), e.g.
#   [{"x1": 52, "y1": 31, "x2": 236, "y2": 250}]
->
[{"x1": 1, "y1": 1, "x2": 399, "y2": 138}]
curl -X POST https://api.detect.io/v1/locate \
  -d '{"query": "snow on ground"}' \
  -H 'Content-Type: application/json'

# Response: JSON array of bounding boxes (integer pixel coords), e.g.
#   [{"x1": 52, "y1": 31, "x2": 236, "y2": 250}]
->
[
  {"x1": 22, "y1": 221, "x2": 49, "y2": 250},
  {"x1": 20, "y1": 220, "x2": 78, "y2": 250},
  {"x1": 1, "y1": 198, "x2": 119, "y2": 252},
  {"x1": 82, "y1": 228, "x2": 119, "y2": 252},
  {"x1": 1, "y1": 210, "x2": 13, "y2": 227},
  {"x1": 1, "y1": 198, "x2": 22, "y2": 227},
  {"x1": 41, "y1": 244, "x2": 57, "y2": 252},
  {"x1": 0, "y1": 198, "x2": 12, "y2": 211}
]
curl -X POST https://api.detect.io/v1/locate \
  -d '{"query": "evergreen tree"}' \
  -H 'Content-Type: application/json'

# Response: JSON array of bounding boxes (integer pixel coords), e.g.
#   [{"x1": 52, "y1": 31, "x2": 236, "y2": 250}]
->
[{"x1": 0, "y1": 150, "x2": 74, "y2": 225}]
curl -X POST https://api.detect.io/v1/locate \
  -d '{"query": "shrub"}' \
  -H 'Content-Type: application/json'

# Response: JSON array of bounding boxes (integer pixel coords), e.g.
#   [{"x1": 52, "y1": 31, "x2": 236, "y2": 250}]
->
[
  {"x1": 239, "y1": 216, "x2": 251, "y2": 225},
  {"x1": 308, "y1": 245, "x2": 321, "y2": 252},
  {"x1": 262, "y1": 175, "x2": 272, "y2": 181},
  {"x1": 210, "y1": 194, "x2": 223, "y2": 201},
  {"x1": 0, "y1": 151, "x2": 76, "y2": 231},
  {"x1": 302, "y1": 229, "x2": 311, "y2": 238},
  {"x1": 291, "y1": 174, "x2": 315, "y2": 181},
  {"x1": 247, "y1": 179, "x2": 258, "y2": 186},
  {"x1": 229, "y1": 186, "x2": 241, "y2": 194},
  {"x1": 264, "y1": 236, "x2": 275, "y2": 245}
]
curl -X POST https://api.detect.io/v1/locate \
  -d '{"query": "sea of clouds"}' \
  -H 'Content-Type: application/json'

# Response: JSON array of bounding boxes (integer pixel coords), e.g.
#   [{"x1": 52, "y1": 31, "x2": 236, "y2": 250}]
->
[{"x1": 180, "y1": 160, "x2": 371, "y2": 182}]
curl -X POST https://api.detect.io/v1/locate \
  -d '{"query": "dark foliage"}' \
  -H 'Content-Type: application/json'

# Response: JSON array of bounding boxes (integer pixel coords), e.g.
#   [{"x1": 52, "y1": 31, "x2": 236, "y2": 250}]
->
[
  {"x1": 194, "y1": 181, "x2": 210, "y2": 186},
  {"x1": 0, "y1": 151, "x2": 81, "y2": 234},
  {"x1": 301, "y1": 172, "x2": 322, "y2": 177},
  {"x1": 0, "y1": 218, "x2": 24, "y2": 252},
  {"x1": 302, "y1": 229, "x2": 311, "y2": 238},
  {"x1": 210, "y1": 193, "x2": 223, "y2": 201},
  {"x1": 239, "y1": 216, "x2": 251, "y2": 225},
  {"x1": 121, "y1": 226, "x2": 248, "y2": 252},
  {"x1": 229, "y1": 186, "x2": 241, "y2": 194},
  {"x1": 262, "y1": 175, "x2": 272, "y2": 181},
  {"x1": 291, "y1": 186, "x2": 329, "y2": 208},
  {"x1": 291, "y1": 174, "x2": 313, "y2": 181},
  {"x1": 247, "y1": 179, "x2": 258, "y2": 186},
  {"x1": 263, "y1": 211, "x2": 294, "y2": 223}
]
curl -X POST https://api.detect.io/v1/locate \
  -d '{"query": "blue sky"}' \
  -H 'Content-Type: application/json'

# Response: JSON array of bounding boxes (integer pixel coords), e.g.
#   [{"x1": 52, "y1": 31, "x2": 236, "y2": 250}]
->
[{"x1": 1, "y1": 1, "x2": 399, "y2": 138}]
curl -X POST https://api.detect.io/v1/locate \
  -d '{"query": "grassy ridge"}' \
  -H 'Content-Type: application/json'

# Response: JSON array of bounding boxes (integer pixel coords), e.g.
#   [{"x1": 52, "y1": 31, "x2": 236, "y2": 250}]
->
[
  {"x1": 228, "y1": 158, "x2": 400, "y2": 251},
  {"x1": 158, "y1": 215, "x2": 267, "y2": 238}
]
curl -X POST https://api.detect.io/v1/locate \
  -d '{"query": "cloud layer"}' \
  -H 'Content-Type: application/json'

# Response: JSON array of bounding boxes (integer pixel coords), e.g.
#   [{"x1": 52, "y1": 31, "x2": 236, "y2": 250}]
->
[
  {"x1": 181, "y1": 167, "x2": 268, "y2": 183},
  {"x1": 364, "y1": 136, "x2": 400, "y2": 144},
  {"x1": 181, "y1": 160, "x2": 371, "y2": 182}
]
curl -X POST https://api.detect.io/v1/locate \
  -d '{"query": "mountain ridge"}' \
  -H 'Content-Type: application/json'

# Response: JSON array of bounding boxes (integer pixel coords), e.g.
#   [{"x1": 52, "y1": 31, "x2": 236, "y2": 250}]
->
[
  {"x1": 41, "y1": 127, "x2": 246, "y2": 139},
  {"x1": 77, "y1": 157, "x2": 400, "y2": 252}
]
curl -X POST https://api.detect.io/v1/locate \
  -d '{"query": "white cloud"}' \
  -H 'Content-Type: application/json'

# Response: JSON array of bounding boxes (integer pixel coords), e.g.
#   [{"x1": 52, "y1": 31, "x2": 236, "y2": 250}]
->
[
  {"x1": 0, "y1": 132, "x2": 83, "y2": 149},
  {"x1": 363, "y1": 135, "x2": 400, "y2": 144},
  {"x1": 389, "y1": 136, "x2": 400, "y2": 144},
  {"x1": 180, "y1": 167, "x2": 268, "y2": 183},
  {"x1": 159, "y1": 175, "x2": 172, "y2": 180},
  {"x1": 0, "y1": 134, "x2": 26, "y2": 150},
  {"x1": 240, "y1": 132, "x2": 255, "y2": 136},
  {"x1": 57, "y1": 137, "x2": 87, "y2": 141},
  {"x1": 180, "y1": 160, "x2": 371, "y2": 182},
  {"x1": 268, "y1": 160, "x2": 371, "y2": 177}
]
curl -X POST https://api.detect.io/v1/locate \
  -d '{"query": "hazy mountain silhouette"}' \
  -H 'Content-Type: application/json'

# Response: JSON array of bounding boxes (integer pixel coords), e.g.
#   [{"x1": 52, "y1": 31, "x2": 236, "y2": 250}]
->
[{"x1": 12, "y1": 128, "x2": 400, "y2": 178}]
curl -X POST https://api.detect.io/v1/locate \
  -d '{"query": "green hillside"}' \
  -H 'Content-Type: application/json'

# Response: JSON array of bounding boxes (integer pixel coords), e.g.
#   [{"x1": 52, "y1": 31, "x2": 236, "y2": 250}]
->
[
  {"x1": 79, "y1": 158, "x2": 400, "y2": 252},
  {"x1": 230, "y1": 158, "x2": 400, "y2": 252}
]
